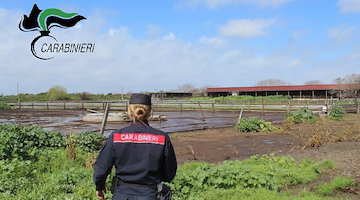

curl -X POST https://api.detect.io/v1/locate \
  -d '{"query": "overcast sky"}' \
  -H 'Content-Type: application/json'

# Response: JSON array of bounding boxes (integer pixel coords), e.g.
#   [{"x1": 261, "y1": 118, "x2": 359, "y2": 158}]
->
[{"x1": 1, "y1": 0, "x2": 360, "y2": 95}]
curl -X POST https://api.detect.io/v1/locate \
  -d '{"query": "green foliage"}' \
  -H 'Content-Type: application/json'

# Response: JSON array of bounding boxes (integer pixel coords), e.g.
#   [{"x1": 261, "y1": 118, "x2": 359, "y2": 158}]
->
[
  {"x1": 209, "y1": 95, "x2": 291, "y2": 104},
  {"x1": 67, "y1": 132, "x2": 106, "y2": 152},
  {"x1": 235, "y1": 117, "x2": 279, "y2": 132},
  {"x1": 0, "y1": 124, "x2": 348, "y2": 200},
  {"x1": 199, "y1": 187, "x2": 343, "y2": 200},
  {"x1": 286, "y1": 107, "x2": 318, "y2": 124},
  {"x1": 0, "y1": 148, "x2": 97, "y2": 200},
  {"x1": 0, "y1": 124, "x2": 64, "y2": 161},
  {"x1": 320, "y1": 160, "x2": 335, "y2": 169},
  {"x1": 326, "y1": 103, "x2": 346, "y2": 121},
  {"x1": 316, "y1": 176, "x2": 355, "y2": 196},
  {"x1": 0, "y1": 124, "x2": 100, "y2": 200},
  {"x1": 0, "y1": 102, "x2": 11, "y2": 109},
  {"x1": 48, "y1": 85, "x2": 69, "y2": 101},
  {"x1": 171, "y1": 154, "x2": 324, "y2": 200}
]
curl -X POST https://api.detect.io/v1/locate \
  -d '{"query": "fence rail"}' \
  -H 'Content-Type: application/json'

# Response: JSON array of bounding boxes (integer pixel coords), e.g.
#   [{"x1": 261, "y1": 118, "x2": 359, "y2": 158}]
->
[{"x1": 5, "y1": 100, "x2": 330, "y2": 112}]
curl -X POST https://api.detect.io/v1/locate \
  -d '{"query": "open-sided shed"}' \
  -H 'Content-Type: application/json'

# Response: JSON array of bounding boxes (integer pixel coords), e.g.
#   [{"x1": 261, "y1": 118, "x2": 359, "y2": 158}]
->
[{"x1": 206, "y1": 84, "x2": 341, "y2": 99}]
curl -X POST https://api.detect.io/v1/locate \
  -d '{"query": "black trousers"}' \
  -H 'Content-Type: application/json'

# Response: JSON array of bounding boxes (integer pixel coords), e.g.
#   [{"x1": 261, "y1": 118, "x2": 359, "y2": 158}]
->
[{"x1": 112, "y1": 186, "x2": 157, "y2": 200}]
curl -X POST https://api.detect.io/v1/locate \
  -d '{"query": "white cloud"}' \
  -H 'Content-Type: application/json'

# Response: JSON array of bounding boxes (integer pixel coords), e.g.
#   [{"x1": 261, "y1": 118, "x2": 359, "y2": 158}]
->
[
  {"x1": 147, "y1": 24, "x2": 163, "y2": 38},
  {"x1": 218, "y1": 18, "x2": 276, "y2": 39},
  {"x1": 327, "y1": 24, "x2": 356, "y2": 41},
  {"x1": 288, "y1": 29, "x2": 309, "y2": 44},
  {"x1": 163, "y1": 32, "x2": 176, "y2": 40},
  {"x1": 338, "y1": 0, "x2": 360, "y2": 13},
  {"x1": 199, "y1": 36, "x2": 228, "y2": 46},
  {"x1": 184, "y1": 0, "x2": 295, "y2": 9}
]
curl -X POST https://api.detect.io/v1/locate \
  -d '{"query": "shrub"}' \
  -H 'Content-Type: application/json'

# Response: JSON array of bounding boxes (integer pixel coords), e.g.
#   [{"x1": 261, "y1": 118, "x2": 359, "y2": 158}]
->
[
  {"x1": 0, "y1": 124, "x2": 65, "y2": 161},
  {"x1": 326, "y1": 103, "x2": 346, "y2": 121},
  {"x1": 66, "y1": 132, "x2": 106, "y2": 152},
  {"x1": 0, "y1": 102, "x2": 11, "y2": 109},
  {"x1": 235, "y1": 117, "x2": 279, "y2": 132},
  {"x1": 286, "y1": 107, "x2": 318, "y2": 124},
  {"x1": 47, "y1": 85, "x2": 69, "y2": 101}
]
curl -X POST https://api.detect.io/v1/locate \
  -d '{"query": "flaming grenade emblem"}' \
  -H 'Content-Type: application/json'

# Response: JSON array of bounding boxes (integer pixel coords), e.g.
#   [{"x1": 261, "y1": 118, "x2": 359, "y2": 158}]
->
[{"x1": 19, "y1": 4, "x2": 86, "y2": 60}]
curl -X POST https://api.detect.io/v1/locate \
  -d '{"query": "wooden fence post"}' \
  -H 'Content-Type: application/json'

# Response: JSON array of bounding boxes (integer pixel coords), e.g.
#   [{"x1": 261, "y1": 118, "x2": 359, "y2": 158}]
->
[
  {"x1": 198, "y1": 101, "x2": 205, "y2": 130},
  {"x1": 238, "y1": 108, "x2": 243, "y2": 122},
  {"x1": 100, "y1": 103, "x2": 110, "y2": 135},
  {"x1": 262, "y1": 97, "x2": 264, "y2": 119}
]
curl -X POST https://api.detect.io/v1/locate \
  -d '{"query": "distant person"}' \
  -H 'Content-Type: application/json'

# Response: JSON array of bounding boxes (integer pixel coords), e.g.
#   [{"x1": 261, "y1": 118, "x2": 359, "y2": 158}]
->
[{"x1": 93, "y1": 93, "x2": 177, "y2": 200}]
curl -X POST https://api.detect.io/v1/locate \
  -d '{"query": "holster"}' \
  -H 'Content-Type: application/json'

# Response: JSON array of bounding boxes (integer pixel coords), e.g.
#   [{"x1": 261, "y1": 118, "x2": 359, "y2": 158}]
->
[
  {"x1": 111, "y1": 176, "x2": 119, "y2": 194},
  {"x1": 157, "y1": 183, "x2": 172, "y2": 200}
]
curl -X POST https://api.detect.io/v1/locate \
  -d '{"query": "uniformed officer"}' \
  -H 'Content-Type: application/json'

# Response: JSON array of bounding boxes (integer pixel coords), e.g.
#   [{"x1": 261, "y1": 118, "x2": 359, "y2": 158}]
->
[{"x1": 93, "y1": 93, "x2": 177, "y2": 200}]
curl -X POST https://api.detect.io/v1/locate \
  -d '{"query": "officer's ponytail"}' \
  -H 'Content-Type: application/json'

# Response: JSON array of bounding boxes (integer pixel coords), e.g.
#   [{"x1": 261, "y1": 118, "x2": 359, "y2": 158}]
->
[{"x1": 128, "y1": 104, "x2": 152, "y2": 121}]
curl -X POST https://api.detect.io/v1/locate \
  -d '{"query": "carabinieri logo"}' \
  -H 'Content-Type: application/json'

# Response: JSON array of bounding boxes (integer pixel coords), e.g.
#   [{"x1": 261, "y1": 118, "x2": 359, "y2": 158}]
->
[{"x1": 19, "y1": 4, "x2": 94, "y2": 60}]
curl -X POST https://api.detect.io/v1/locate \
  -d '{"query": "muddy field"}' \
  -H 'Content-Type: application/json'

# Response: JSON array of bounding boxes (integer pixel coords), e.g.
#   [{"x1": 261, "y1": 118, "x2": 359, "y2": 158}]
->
[
  {"x1": 171, "y1": 116, "x2": 360, "y2": 200},
  {"x1": 0, "y1": 109, "x2": 284, "y2": 136},
  {"x1": 0, "y1": 109, "x2": 359, "y2": 199}
]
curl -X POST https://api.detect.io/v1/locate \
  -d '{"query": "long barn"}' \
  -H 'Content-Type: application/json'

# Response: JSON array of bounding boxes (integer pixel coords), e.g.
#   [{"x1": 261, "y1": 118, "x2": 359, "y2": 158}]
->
[{"x1": 206, "y1": 84, "x2": 341, "y2": 99}]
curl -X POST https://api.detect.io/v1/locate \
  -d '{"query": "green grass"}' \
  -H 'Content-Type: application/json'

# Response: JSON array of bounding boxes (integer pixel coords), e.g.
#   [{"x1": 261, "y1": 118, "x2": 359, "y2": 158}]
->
[
  {"x1": 316, "y1": 177, "x2": 355, "y2": 196},
  {"x1": 0, "y1": 124, "x2": 355, "y2": 200},
  {"x1": 0, "y1": 102, "x2": 11, "y2": 109}
]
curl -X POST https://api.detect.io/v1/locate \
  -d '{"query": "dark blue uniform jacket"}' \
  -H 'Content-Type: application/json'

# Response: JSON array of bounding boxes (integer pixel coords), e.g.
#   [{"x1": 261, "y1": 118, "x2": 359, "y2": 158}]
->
[{"x1": 93, "y1": 121, "x2": 177, "y2": 195}]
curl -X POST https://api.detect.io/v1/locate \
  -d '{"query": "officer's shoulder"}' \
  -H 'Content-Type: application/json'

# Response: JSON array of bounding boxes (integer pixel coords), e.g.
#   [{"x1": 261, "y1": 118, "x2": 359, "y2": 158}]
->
[{"x1": 145, "y1": 126, "x2": 167, "y2": 136}]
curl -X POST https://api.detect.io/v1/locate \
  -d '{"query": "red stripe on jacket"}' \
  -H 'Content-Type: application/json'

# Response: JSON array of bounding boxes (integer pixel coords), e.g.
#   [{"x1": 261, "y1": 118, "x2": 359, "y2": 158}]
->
[{"x1": 113, "y1": 133, "x2": 165, "y2": 145}]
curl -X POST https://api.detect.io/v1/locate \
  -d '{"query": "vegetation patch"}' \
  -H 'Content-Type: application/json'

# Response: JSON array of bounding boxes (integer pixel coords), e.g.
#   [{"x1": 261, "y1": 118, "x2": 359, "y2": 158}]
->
[
  {"x1": 326, "y1": 103, "x2": 346, "y2": 121},
  {"x1": 0, "y1": 123, "x2": 353, "y2": 200},
  {"x1": 316, "y1": 176, "x2": 355, "y2": 196},
  {"x1": 235, "y1": 116, "x2": 279, "y2": 132},
  {"x1": 285, "y1": 107, "x2": 318, "y2": 124},
  {"x1": 171, "y1": 154, "x2": 335, "y2": 200},
  {"x1": 0, "y1": 102, "x2": 11, "y2": 109}
]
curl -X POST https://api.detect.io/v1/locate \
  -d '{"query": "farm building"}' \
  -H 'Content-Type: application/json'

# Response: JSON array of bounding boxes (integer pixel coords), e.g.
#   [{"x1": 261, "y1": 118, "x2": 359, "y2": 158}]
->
[
  {"x1": 150, "y1": 91, "x2": 192, "y2": 99},
  {"x1": 206, "y1": 84, "x2": 342, "y2": 99}
]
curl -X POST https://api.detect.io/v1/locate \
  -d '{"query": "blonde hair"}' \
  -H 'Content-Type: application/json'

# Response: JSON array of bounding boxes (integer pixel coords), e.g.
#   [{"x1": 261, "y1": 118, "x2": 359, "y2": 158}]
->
[{"x1": 128, "y1": 104, "x2": 152, "y2": 121}]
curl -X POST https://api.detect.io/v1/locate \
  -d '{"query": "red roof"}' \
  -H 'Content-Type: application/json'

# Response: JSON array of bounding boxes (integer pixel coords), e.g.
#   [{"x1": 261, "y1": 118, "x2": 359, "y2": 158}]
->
[{"x1": 206, "y1": 84, "x2": 341, "y2": 93}]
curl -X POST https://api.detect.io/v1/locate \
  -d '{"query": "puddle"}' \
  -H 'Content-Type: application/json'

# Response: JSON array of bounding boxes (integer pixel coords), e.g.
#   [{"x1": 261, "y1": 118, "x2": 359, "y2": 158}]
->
[{"x1": 263, "y1": 140, "x2": 275, "y2": 144}]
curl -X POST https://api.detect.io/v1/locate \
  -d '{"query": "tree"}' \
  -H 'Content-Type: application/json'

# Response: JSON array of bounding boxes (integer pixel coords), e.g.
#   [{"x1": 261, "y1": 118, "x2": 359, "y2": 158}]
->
[
  {"x1": 47, "y1": 85, "x2": 68, "y2": 101},
  {"x1": 255, "y1": 79, "x2": 290, "y2": 86},
  {"x1": 178, "y1": 84, "x2": 196, "y2": 93},
  {"x1": 333, "y1": 74, "x2": 360, "y2": 114},
  {"x1": 198, "y1": 85, "x2": 216, "y2": 93},
  {"x1": 79, "y1": 92, "x2": 91, "y2": 100},
  {"x1": 304, "y1": 80, "x2": 322, "y2": 85}
]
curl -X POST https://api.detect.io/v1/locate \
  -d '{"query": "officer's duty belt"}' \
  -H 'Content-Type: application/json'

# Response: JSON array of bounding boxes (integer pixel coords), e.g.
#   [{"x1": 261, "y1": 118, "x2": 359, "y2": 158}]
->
[{"x1": 118, "y1": 180, "x2": 157, "y2": 190}]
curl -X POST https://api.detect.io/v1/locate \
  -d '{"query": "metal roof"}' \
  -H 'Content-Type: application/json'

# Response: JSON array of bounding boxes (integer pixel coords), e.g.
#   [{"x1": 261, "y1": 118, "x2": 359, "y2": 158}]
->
[{"x1": 206, "y1": 84, "x2": 341, "y2": 92}]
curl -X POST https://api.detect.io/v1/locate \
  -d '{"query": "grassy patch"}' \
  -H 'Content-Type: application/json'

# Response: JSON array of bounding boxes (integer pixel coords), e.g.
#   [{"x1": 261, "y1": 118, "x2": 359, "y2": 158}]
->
[{"x1": 316, "y1": 177, "x2": 355, "y2": 196}]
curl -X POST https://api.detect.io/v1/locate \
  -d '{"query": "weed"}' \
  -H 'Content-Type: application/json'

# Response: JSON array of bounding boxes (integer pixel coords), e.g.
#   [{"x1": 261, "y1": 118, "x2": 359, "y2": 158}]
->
[
  {"x1": 316, "y1": 176, "x2": 355, "y2": 196},
  {"x1": 320, "y1": 160, "x2": 335, "y2": 169},
  {"x1": 235, "y1": 117, "x2": 279, "y2": 132},
  {"x1": 286, "y1": 107, "x2": 318, "y2": 124},
  {"x1": 302, "y1": 129, "x2": 323, "y2": 149},
  {"x1": 326, "y1": 103, "x2": 346, "y2": 121}
]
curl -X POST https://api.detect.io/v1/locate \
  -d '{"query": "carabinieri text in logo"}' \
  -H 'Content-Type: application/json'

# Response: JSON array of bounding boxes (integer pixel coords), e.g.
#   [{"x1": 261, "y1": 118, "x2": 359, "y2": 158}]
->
[{"x1": 19, "y1": 4, "x2": 95, "y2": 60}]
